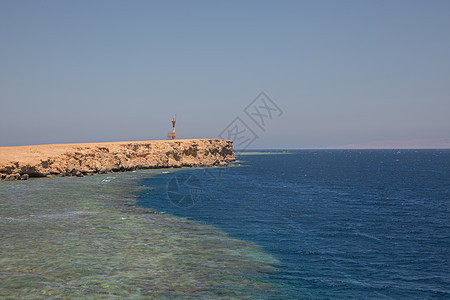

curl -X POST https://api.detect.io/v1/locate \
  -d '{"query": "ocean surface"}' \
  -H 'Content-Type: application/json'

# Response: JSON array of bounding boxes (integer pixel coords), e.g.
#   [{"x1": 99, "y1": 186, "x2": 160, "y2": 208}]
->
[
  {"x1": 137, "y1": 150, "x2": 450, "y2": 299},
  {"x1": 1, "y1": 150, "x2": 449, "y2": 299}
]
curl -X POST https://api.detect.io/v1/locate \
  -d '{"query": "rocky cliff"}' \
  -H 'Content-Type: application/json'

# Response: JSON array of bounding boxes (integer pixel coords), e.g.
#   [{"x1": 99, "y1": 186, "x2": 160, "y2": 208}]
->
[{"x1": 0, "y1": 139, "x2": 235, "y2": 181}]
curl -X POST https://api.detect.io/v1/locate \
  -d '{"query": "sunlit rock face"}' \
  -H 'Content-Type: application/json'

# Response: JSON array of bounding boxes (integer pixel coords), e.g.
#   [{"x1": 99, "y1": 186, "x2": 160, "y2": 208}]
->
[{"x1": 0, "y1": 139, "x2": 235, "y2": 180}]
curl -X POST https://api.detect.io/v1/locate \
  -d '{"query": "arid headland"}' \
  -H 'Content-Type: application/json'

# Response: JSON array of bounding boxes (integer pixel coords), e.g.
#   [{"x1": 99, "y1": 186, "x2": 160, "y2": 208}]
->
[{"x1": 0, "y1": 139, "x2": 235, "y2": 181}]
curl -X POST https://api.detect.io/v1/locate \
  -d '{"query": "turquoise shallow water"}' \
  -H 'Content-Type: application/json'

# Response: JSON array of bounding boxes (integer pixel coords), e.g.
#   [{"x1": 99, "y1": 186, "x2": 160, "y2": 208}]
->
[{"x1": 0, "y1": 170, "x2": 278, "y2": 299}]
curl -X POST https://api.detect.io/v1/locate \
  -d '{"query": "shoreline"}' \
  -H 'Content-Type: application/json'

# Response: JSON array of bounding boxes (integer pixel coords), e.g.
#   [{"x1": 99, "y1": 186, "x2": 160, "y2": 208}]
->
[{"x1": 0, "y1": 139, "x2": 235, "y2": 181}]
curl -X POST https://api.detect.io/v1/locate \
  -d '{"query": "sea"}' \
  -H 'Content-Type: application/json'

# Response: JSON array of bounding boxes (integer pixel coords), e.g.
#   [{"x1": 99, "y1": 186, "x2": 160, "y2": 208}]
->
[{"x1": 0, "y1": 150, "x2": 449, "y2": 299}]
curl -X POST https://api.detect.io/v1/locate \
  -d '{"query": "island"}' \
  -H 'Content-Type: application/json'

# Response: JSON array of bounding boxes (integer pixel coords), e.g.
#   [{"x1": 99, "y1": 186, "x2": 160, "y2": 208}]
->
[{"x1": 0, "y1": 139, "x2": 235, "y2": 181}]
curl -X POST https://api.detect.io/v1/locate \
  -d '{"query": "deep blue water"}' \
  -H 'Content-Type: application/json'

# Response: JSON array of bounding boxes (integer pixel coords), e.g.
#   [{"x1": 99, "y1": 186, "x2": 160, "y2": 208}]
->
[{"x1": 137, "y1": 150, "x2": 450, "y2": 299}]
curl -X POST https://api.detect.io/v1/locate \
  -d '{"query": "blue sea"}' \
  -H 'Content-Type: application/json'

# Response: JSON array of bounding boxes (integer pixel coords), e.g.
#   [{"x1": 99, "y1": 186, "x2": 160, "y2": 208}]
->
[
  {"x1": 137, "y1": 150, "x2": 450, "y2": 299},
  {"x1": 1, "y1": 150, "x2": 449, "y2": 298}
]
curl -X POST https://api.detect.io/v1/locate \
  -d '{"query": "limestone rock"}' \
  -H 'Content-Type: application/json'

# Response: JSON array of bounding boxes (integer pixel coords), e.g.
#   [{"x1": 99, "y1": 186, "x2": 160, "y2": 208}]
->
[
  {"x1": 19, "y1": 174, "x2": 29, "y2": 180},
  {"x1": 0, "y1": 139, "x2": 235, "y2": 181},
  {"x1": 5, "y1": 173, "x2": 20, "y2": 181}
]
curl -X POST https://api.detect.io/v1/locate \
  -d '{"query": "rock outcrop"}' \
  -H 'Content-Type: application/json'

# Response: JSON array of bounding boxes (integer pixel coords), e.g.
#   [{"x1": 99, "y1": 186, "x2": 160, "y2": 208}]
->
[{"x1": 0, "y1": 139, "x2": 235, "y2": 181}]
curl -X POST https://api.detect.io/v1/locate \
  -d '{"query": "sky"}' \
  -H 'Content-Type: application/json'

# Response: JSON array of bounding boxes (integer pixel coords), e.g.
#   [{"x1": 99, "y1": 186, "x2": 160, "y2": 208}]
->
[{"x1": 1, "y1": 0, "x2": 449, "y2": 148}]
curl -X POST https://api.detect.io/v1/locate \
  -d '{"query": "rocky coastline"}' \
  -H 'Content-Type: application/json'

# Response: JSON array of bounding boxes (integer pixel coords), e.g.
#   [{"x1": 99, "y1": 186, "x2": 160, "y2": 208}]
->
[{"x1": 0, "y1": 139, "x2": 235, "y2": 181}]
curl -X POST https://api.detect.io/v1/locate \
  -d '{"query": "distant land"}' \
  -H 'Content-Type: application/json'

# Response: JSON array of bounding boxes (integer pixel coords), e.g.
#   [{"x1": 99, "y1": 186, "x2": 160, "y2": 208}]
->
[{"x1": 325, "y1": 138, "x2": 450, "y2": 149}]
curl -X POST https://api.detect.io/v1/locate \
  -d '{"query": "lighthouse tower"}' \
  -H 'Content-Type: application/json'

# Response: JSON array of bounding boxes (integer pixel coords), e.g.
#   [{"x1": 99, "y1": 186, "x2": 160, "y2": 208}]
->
[
  {"x1": 168, "y1": 117, "x2": 176, "y2": 139},
  {"x1": 171, "y1": 117, "x2": 176, "y2": 139}
]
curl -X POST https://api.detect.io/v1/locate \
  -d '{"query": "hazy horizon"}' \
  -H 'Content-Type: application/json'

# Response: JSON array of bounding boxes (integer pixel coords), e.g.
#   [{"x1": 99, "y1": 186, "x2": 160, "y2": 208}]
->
[{"x1": 1, "y1": 1, "x2": 449, "y2": 148}]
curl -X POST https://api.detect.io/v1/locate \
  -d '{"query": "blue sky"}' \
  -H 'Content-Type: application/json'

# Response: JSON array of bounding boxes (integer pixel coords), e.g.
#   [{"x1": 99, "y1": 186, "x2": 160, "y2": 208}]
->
[{"x1": 1, "y1": 0, "x2": 449, "y2": 148}]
